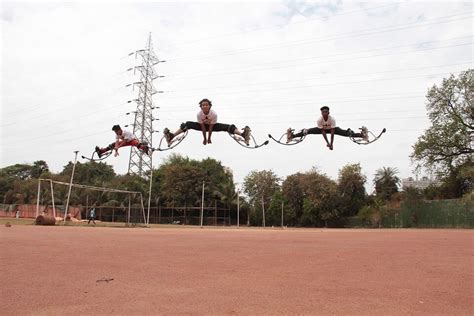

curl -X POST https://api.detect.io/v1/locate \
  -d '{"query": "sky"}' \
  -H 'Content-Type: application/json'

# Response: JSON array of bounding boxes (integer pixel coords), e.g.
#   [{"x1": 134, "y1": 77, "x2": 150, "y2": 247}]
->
[{"x1": 1, "y1": 0, "x2": 472, "y2": 192}]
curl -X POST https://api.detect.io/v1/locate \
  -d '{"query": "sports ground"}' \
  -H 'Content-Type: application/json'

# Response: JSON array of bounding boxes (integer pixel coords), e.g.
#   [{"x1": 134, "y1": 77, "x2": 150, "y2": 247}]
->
[{"x1": 1, "y1": 224, "x2": 472, "y2": 315}]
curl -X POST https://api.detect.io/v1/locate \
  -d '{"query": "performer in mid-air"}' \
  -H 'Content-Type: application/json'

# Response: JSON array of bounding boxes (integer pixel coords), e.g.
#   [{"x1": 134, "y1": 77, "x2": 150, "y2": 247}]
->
[
  {"x1": 163, "y1": 98, "x2": 252, "y2": 146},
  {"x1": 286, "y1": 106, "x2": 368, "y2": 150},
  {"x1": 95, "y1": 124, "x2": 150, "y2": 158}
]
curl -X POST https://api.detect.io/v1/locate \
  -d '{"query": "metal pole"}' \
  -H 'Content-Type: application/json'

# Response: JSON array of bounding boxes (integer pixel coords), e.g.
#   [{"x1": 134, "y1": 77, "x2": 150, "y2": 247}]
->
[
  {"x1": 127, "y1": 195, "x2": 131, "y2": 225},
  {"x1": 281, "y1": 201, "x2": 284, "y2": 228},
  {"x1": 64, "y1": 151, "x2": 79, "y2": 224},
  {"x1": 85, "y1": 195, "x2": 88, "y2": 221},
  {"x1": 50, "y1": 180, "x2": 56, "y2": 218},
  {"x1": 35, "y1": 179, "x2": 41, "y2": 218},
  {"x1": 147, "y1": 165, "x2": 153, "y2": 226},
  {"x1": 140, "y1": 194, "x2": 146, "y2": 224},
  {"x1": 237, "y1": 189, "x2": 240, "y2": 228},
  {"x1": 261, "y1": 195, "x2": 266, "y2": 228},
  {"x1": 200, "y1": 181, "x2": 204, "y2": 228}
]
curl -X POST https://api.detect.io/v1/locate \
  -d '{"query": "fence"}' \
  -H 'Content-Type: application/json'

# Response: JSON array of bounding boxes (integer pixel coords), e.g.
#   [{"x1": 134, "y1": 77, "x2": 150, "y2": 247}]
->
[
  {"x1": 80, "y1": 206, "x2": 231, "y2": 226},
  {"x1": 0, "y1": 204, "x2": 81, "y2": 219},
  {"x1": 382, "y1": 198, "x2": 473, "y2": 228}
]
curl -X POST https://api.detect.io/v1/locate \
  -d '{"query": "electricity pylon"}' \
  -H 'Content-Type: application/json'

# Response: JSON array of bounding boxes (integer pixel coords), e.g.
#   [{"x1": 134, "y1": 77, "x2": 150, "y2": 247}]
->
[{"x1": 127, "y1": 33, "x2": 165, "y2": 177}]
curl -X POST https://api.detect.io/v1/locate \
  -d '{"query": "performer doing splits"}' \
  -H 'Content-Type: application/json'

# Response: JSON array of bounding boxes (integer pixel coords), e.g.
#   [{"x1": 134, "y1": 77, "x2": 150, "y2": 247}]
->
[
  {"x1": 163, "y1": 98, "x2": 252, "y2": 146},
  {"x1": 286, "y1": 106, "x2": 368, "y2": 150}
]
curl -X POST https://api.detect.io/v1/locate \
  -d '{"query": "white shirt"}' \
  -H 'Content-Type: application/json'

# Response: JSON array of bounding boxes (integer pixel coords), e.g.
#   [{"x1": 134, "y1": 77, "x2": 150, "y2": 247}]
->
[
  {"x1": 116, "y1": 130, "x2": 137, "y2": 141},
  {"x1": 197, "y1": 109, "x2": 218, "y2": 125},
  {"x1": 317, "y1": 115, "x2": 336, "y2": 129}
]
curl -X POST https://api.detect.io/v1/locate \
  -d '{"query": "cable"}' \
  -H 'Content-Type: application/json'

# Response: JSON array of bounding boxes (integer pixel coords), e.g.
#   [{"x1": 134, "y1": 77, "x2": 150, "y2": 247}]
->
[
  {"x1": 164, "y1": 60, "x2": 472, "y2": 92},
  {"x1": 164, "y1": 3, "x2": 401, "y2": 49},
  {"x1": 166, "y1": 42, "x2": 472, "y2": 80},
  {"x1": 159, "y1": 93, "x2": 426, "y2": 112},
  {"x1": 167, "y1": 12, "x2": 473, "y2": 63},
  {"x1": 158, "y1": 70, "x2": 466, "y2": 100}
]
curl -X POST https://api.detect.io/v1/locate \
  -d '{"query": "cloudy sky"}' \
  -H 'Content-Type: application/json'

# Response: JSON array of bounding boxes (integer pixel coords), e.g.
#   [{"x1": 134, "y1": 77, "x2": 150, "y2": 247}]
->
[{"x1": 1, "y1": 0, "x2": 472, "y2": 191}]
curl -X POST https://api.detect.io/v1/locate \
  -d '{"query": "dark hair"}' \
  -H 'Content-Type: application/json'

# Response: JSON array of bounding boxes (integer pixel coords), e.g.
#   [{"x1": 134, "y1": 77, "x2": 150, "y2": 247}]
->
[
  {"x1": 112, "y1": 125, "x2": 121, "y2": 131},
  {"x1": 320, "y1": 106, "x2": 330, "y2": 112},
  {"x1": 199, "y1": 98, "x2": 212, "y2": 107}
]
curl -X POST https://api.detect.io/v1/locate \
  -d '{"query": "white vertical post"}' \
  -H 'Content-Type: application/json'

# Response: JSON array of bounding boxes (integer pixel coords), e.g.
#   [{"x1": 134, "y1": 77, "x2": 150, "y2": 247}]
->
[
  {"x1": 50, "y1": 180, "x2": 56, "y2": 218},
  {"x1": 200, "y1": 181, "x2": 204, "y2": 228},
  {"x1": 85, "y1": 195, "x2": 89, "y2": 221},
  {"x1": 147, "y1": 167, "x2": 153, "y2": 226},
  {"x1": 127, "y1": 195, "x2": 131, "y2": 225},
  {"x1": 139, "y1": 194, "x2": 146, "y2": 224},
  {"x1": 64, "y1": 151, "x2": 79, "y2": 224},
  {"x1": 35, "y1": 179, "x2": 41, "y2": 218},
  {"x1": 281, "y1": 201, "x2": 284, "y2": 228},
  {"x1": 261, "y1": 195, "x2": 265, "y2": 228},
  {"x1": 237, "y1": 189, "x2": 240, "y2": 228}
]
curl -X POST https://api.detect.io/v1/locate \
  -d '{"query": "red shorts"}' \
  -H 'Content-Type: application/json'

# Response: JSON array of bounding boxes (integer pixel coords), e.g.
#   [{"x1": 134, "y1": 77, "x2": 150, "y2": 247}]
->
[{"x1": 121, "y1": 139, "x2": 140, "y2": 147}]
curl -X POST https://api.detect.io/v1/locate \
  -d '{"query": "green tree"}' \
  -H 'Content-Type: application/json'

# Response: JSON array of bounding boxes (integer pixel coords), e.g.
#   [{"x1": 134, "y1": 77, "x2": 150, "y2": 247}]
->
[
  {"x1": 266, "y1": 190, "x2": 285, "y2": 226},
  {"x1": 411, "y1": 70, "x2": 473, "y2": 178},
  {"x1": 243, "y1": 170, "x2": 281, "y2": 225},
  {"x1": 300, "y1": 168, "x2": 339, "y2": 227},
  {"x1": 358, "y1": 197, "x2": 386, "y2": 228},
  {"x1": 281, "y1": 173, "x2": 305, "y2": 226},
  {"x1": 282, "y1": 168, "x2": 339, "y2": 227},
  {"x1": 0, "y1": 161, "x2": 50, "y2": 203},
  {"x1": 337, "y1": 163, "x2": 367, "y2": 216},
  {"x1": 31, "y1": 160, "x2": 49, "y2": 178},
  {"x1": 374, "y1": 167, "x2": 400, "y2": 201},
  {"x1": 60, "y1": 161, "x2": 116, "y2": 186},
  {"x1": 1, "y1": 163, "x2": 35, "y2": 180},
  {"x1": 436, "y1": 162, "x2": 473, "y2": 198},
  {"x1": 154, "y1": 154, "x2": 235, "y2": 208}
]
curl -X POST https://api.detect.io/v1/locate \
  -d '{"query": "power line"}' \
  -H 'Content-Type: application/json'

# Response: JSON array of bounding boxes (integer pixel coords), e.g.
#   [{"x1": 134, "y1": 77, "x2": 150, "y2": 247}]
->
[
  {"x1": 160, "y1": 93, "x2": 426, "y2": 112},
  {"x1": 165, "y1": 60, "x2": 472, "y2": 91},
  {"x1": 2, "y1": 102, "x2": 130, "y2": 133},
  {"x1": 166, "y1": 42, "x2": 472, "y2": 80},
  {"x1": 167, "y1": 12, "x2": 473, "y2": 63},
  {"x1": 164, "y1": 3, "x2": 401, "y2": 49},
  {"x1": 1, "y1": 87, "x2": 128, "y2": 126},
  {"x1": 159, "y1": 70, "x2": 465, "y2": 100}
]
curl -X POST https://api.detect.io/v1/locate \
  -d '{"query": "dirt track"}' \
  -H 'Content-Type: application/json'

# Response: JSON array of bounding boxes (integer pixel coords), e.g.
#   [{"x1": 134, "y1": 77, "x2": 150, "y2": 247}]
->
[{"x1": 1, "y1": 226, "x2": 472, "y2": 315}]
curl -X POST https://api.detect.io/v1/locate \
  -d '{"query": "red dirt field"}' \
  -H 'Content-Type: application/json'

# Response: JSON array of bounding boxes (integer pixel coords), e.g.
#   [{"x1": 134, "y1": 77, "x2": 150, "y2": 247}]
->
[{"x1": 1, "y1": 225, "x2": 472, "y2": 315}]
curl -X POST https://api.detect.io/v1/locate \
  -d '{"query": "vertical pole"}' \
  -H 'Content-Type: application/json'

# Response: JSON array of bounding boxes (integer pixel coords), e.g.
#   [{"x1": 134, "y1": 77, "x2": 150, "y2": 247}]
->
[
  {"x1": 147, "y1": 166, "x2": 153, "y2": 226},
  {"x1": 237, "y1": 189, "x2": 240, "y2": 228},
  {"x1": 140, "y1": 194, "x2": 146, "y2": 224},
  {"x1": 64, "y1": 151, "x2": 79, "y2": 224},
  {"x1": 200, "y1": 181, "x2": 204, "y2": 228},
  {"x1": 35, "y1": 179, "x2": 41, "y2": 218},
  {"x1": 281, "y1": 201, "x2": 284, "y2": 228},
  {"x1": 214, "y1": 201, "x2": 217, "y2": 226},
  {"x1": 127, "y1": 195, "x2": 131, "y2": 225},
  {"x1": 261, "y1": 195, "x2": 266, "y2": 228},
  {"x1": 85, "y1": 195, "x2": 89, "y2": 220},
  {"x1": 50, "y1": 180, "x2": 56, "y2": 218}
]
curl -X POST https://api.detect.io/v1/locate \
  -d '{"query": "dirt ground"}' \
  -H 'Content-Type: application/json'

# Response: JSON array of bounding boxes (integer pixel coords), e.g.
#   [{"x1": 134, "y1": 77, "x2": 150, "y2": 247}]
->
[{"x1": 1, "y1": 225, "x2": 472, "y2": 315}]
